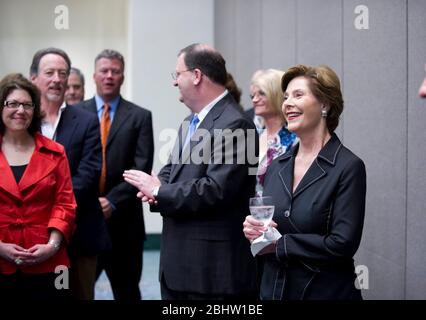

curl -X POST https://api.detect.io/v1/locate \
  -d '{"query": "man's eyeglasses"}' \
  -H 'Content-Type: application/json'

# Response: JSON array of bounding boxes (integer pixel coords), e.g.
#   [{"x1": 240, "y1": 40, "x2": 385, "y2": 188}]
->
[
  {"x1": 171, "y1": 69, "x2": 195, "y2": 80},
  {"x1": 3, "y1": 100, "x2": 35, "y2": 110}
]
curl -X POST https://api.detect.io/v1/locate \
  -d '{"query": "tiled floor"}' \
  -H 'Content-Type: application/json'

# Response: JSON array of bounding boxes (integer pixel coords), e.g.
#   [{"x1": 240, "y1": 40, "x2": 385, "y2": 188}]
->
[{"x1": 95, "y1": 250, "x2": 161, "y2": 300}]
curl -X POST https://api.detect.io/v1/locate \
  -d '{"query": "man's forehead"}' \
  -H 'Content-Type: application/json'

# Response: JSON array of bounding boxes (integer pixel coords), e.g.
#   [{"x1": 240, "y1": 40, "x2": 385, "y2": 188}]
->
[
  {"x1": 96, "y1": 58, "x2": 123, "y2": 67},
  {"x1": 39, "y1": 53, "x2": 68, "y2": 67}
]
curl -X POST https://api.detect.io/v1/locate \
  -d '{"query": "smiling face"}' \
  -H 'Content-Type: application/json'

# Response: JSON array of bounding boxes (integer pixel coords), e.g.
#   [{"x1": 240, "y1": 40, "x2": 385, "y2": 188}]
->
[
  {"x1": 283, "y1": 76, "x2": 326, "y2": 136},
  {"x1": 2, "y1": 89, "x2": 34, "y2": 133},
  {"x1": 173, "y1": 53, "x2": 196, "y2": 106},
  {"x1": 31, "y1": 53, "x2": 69, "y2": 105},
  {"x1": 250, "y1": 84, "x2": 273, "y2": 117},
  {"x1": 93, "y1": 58, "x2": 124, "y2": 102}
]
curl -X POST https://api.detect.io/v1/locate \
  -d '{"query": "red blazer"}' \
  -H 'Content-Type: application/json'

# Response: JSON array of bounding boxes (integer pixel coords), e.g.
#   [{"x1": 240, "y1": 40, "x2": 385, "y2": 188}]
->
[{"x1": 0, "y1": 133, "x2": 76, "y2": 274}]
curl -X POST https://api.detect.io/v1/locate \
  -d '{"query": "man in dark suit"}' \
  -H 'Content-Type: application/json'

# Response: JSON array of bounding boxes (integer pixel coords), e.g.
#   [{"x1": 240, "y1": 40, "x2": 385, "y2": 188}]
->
[
  {"x1": 79, "y1": 49, "x2": 154, "y2": 300},
  {"x1": 124, "y1": 43, "x2": 258, "y2": 300},
  {"x1": 30, "y1": 47, "x2": 110, "y2": 300}
]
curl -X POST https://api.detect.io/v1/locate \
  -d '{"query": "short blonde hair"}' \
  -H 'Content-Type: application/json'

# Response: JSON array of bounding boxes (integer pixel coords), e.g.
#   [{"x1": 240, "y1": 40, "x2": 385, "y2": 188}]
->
[{"x1": 251, "y1": 68, "x2": 285, "y2": 116}]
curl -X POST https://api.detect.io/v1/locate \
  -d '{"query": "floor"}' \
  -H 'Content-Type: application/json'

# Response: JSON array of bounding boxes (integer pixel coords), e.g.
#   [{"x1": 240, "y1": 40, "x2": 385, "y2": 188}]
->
[{"x1": 94, "y1": 250, "x2": 161, "y2": 300}]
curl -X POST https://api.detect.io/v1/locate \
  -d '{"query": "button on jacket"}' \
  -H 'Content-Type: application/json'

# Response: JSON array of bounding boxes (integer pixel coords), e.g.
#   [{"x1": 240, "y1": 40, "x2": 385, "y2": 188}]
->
[
  {"x1": 260, "y1": 133, "x2": 366, "y2": 300},
  {"x1": 0, "y1": 133, "x2": 76, "y2": 275}
]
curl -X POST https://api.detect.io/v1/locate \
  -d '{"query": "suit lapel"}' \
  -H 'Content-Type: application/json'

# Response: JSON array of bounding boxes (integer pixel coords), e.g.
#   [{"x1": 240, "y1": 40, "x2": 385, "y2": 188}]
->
[
  {"x1": 84, "y1": 98, "x2": 98, "y2": 115},
  {"x1": 180, "y1": 112, "x2": 215, "y2": 165},
  {"x1": 107, "y1": 98, "x2": 131, "y2": 148},
  {"x1": 169, "y1": 95, "x2": 229, "y2": 182},
  {"x1": 169, "y1": 116, "x2": 190, "y2": 182},
  {"x1": 18, "y1": 148, "x2": 57, "y2": 192},
  {"x1": 0, "y1": 150, "x2": 21, "y2": 200},
  {"x1": 292, "y1": 160, "x2": 326, "y2": 199},
  {"x1": 277, "y1": 141, "x2": 328, "y2": 200},
  {"x1": 55, "y1": 106, "x2": 77, "y2": 150},
  {"x1": 278, "y1": 154, "x2": 294, "y2": 199}
]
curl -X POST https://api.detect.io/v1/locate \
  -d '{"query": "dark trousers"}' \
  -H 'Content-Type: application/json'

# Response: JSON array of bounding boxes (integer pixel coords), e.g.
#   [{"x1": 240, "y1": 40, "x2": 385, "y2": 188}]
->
[
  {"x1": 69, "y1": 253, "x2": 98, "y2": 300},
  {"x1": 0, "y1": 271, "x2": 70, "y2": 301},
  {"x1": 96, "y1": 243, "x2": 143, "y2": 300},
  {"x1": 160, "y1": 276, "x2": 258, "y2": 300}
]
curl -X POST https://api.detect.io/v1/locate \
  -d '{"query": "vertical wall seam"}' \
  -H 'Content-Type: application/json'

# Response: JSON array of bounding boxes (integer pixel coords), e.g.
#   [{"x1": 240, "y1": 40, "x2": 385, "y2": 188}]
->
[
  {"x1": 260, "y1": 0, "x2": 263, "y2": 67},
  {"x1": 404, "y1": 0, "x2": 409, "y2": 300},
  {"x1": 295, "y1": 0, "x2": 298, "y2": 64},
  {"x1": 233, "y1": 0, "x2": 236, "y2": 71}
]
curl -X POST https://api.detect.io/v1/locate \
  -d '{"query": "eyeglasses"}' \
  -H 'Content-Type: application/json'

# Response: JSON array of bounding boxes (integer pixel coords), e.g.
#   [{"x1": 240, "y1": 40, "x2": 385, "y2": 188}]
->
[
  {"x1": 3, "y1": 100, "x2": 35, "y2": 110},
  {"x1": 249, "y1": 91, "x2": 267, "y2": 100},
  {"x1": 171, "y1": 69, "x2": 194, "y2": 80}
]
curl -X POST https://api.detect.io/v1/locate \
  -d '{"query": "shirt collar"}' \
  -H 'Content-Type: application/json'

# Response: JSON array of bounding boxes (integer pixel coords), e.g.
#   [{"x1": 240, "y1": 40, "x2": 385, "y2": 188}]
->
[
  {"x1": 278, "y1": 133, "x2": 342, "y2": 166},
  {"x1": 195, "y1": 89, "x2": 228, "y2": 124},
  {"x1": 95, "y1": 95, "x2": 120, "y2": 113}
]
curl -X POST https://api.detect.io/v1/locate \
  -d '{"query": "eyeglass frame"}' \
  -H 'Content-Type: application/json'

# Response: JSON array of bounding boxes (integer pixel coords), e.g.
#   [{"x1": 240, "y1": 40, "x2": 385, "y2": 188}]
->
[
  {"x1": 3, "y1": 100, "x2": 36, "y2": 110},
  {"x1": 171, "y1": 68, "x2": 195, "y2": 81}
]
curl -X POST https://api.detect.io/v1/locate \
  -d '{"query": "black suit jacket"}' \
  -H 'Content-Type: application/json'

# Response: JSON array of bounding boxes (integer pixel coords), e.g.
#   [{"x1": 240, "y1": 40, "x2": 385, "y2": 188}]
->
[
  {"x1": 244, "y1": 107, "x2": 255, "y2": 120},
  {"x1": 56, "y1": 105, "x2": 110, "y2": 255},
  {"x1": 152, "y1": 93, "x2": 259, "y2": 295},
  {"x1": 79, "y1": 97, "x2": 154, "y2": 244},
  {"x1": 260, "y1": 133, "x2": 366, "y2": 300}
]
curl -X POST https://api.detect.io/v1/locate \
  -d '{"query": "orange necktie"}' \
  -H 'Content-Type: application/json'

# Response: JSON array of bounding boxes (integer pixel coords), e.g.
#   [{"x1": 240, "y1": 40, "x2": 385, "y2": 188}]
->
[{"x1": 99, "y1": 103, "x2": 111, "y2": 195}]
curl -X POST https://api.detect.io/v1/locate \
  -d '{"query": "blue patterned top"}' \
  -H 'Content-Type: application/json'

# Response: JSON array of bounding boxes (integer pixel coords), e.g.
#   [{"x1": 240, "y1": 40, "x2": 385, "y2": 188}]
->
[{"x1": 256, "y1": 126, "x2": 297, "y2": 195}]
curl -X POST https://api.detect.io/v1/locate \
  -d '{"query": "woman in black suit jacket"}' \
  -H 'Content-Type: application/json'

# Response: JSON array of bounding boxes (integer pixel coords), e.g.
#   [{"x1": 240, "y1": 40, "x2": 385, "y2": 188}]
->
[{"x1": 243, "y1": 64, "x2": 366, "y2": 300}]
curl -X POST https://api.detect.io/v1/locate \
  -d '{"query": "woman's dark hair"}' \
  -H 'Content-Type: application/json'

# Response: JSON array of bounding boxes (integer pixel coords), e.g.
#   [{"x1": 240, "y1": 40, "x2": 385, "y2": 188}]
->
[{"x1": 0, "y1": 73, "x2": 43, "y2": 135}]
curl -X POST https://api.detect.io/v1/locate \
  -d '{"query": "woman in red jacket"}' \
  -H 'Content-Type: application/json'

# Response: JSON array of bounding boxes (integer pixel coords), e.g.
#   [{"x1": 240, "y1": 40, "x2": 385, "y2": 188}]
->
[{"x1": 0, "y1": 73, "x2": 76, "y2": 300}]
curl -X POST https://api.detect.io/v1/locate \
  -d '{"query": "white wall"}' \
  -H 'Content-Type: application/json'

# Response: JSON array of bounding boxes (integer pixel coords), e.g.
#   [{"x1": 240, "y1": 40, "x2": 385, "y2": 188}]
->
[
  {"x1": 0, "y1": 0, "x2": 129, "y2": 98},
  {"x1": 0, "y1": 0, "x2": 214, "y2": 234},
  {"x1": 129, "y1": 0, "x2": 214, "y2": 233}
]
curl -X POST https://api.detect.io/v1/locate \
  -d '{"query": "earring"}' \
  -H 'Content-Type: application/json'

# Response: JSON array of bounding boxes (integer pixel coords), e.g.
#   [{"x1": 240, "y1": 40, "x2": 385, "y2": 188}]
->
[{"x1": 321, "y1": 109, "x2": 327, "y2": 118}]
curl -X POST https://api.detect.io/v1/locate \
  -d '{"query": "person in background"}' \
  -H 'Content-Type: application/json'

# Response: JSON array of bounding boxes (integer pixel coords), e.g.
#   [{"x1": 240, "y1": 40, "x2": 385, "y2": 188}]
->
[
  {"x1": 79, "y1": 49, "x2": 154, "y2": 300},
  {"x1": 246, "y1": 70, "x2": 266, "y2": 134},
  {"x1": 0, "y1": 73, "x2": 76, "y2": 300},
  {"x1": 250, "y1": 69, "x2": 297, "y2": 195},
  {"x1": 123, "y1": 43, "x2": 258, "y2": 300},
  {"x1": 65, "y1": 67, "x2": 85, "y2": 105},
  {"x1": 225, "y1": 72, "x2": 243, "y2": 112},
  {"x1": 243, "y1": 64, "x2": 366, "y2": 300},
  {"x1": 30, "y1": 47, "x2": 109, "y2": 300}
]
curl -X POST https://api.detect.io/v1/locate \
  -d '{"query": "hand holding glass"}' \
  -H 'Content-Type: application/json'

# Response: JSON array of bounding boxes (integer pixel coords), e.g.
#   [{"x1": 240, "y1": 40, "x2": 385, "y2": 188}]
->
[{"x1": 249, "y1": 196, "x2": 275, "y2": 234}]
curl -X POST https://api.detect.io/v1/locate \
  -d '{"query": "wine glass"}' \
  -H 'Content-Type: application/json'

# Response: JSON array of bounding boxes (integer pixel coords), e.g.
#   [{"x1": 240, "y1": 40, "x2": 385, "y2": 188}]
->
[{"x1": 249, "y1": 196, "x2": 275, "y2": 234}]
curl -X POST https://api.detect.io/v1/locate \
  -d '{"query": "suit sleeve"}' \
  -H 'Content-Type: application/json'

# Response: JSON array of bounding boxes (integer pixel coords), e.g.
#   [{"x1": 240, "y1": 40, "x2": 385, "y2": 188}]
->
[
  {"x1": 154, "y1": 118, "x2": 258, "y2": 217},
  {"x1": 275, "y1": 158, "x2": 367, "y2": 266},
  {"x1": 71, "y1": 114, "x2": 102, "y2": 204},
  {"x1": 48, "y1": 151, "x2": 77, "y2": 243},
  {"x1": 149, "y1": 161, "x2": 172, "y2": 213},
  {"x1": 107, "y1": 110, "x2": 154, "y2": 209}
]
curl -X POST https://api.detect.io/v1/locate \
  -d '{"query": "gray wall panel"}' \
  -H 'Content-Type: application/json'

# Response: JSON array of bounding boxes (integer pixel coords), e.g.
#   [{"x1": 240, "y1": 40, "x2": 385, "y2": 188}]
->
[
  {"x1": 296, "y1": 0, "x2": 344, "y2": 138},
  {"x1": 343, "y1": 2, "x2": 407, "y2": 298},
  {"x1": 261, "y1": 0, "x2": 296, "y2": 71},
  {"x1": 356, "y1": 247, "x2": 405, "y2": 299},
  {"x1": 296, "y1": 0, "x2": 343, "y2": 75},
  {"x1": 406, "y1": 0, "x2": 426, "y2": 299},
  {"x1": 215, "y1": 0, "x2": 426, "y2": 299},
  {"x1": 215, "y1": 0, "x2": 237, "y2": 72},
  {"x1": 234, "y1": 0, "x2": 263, "y2": 110}
]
